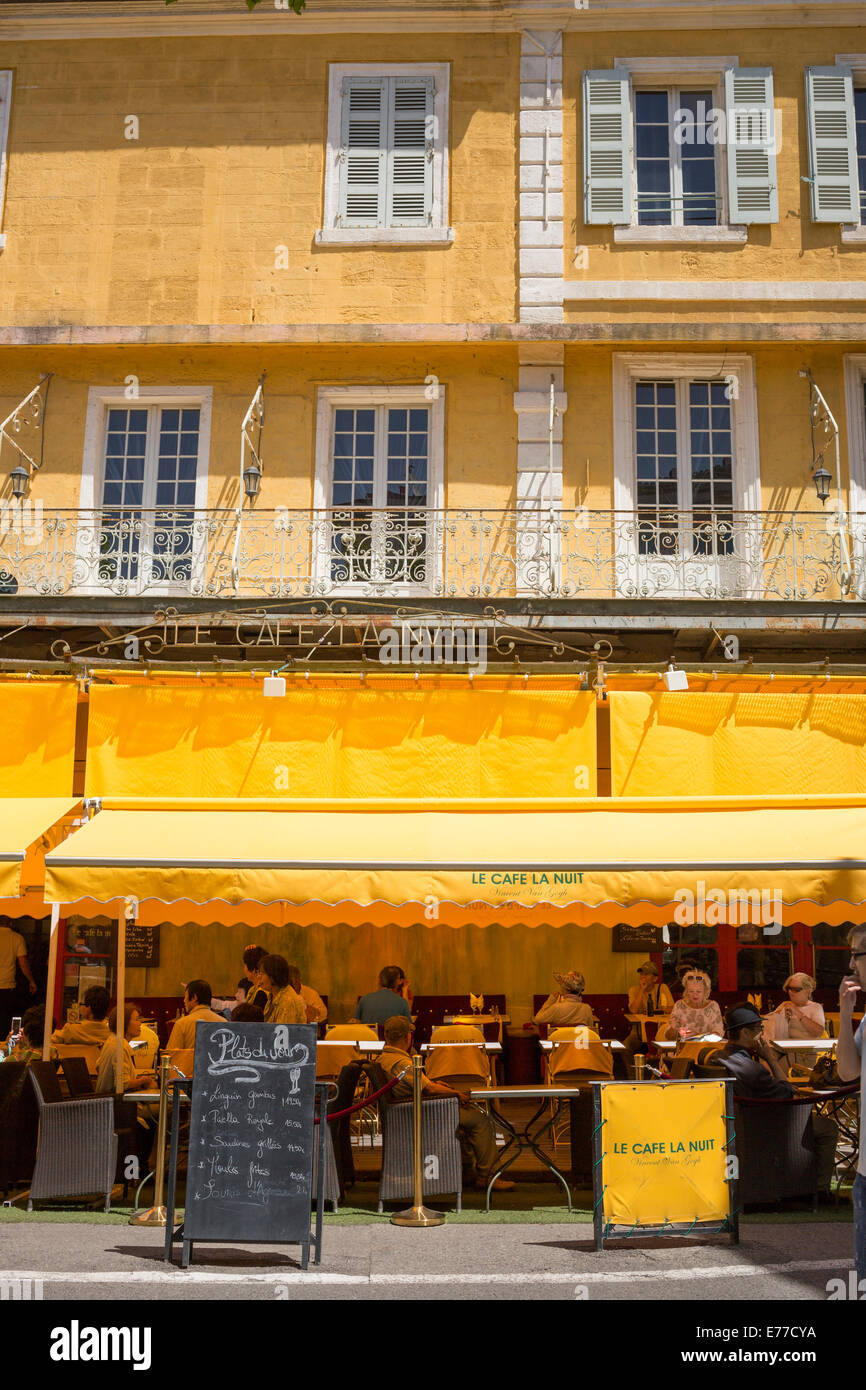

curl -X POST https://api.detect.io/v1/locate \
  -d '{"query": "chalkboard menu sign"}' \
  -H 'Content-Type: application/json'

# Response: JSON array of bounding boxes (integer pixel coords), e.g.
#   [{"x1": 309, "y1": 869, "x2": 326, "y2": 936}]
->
[
  {"x1": 612, "y1": 923, "x2": 665, "y2": 952},
  {"x1": 125, "y1": 921, "x2": 159, "y2": 968},
  {"x1": 179, "y1": 1022, "x2": 318, "y2": 1264}
]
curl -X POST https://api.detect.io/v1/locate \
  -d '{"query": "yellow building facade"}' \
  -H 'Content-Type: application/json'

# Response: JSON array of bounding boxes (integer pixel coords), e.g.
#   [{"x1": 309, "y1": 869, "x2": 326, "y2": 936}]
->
[{"x1": 0, "y1": 0, "x2": 865, "y2": 1031}]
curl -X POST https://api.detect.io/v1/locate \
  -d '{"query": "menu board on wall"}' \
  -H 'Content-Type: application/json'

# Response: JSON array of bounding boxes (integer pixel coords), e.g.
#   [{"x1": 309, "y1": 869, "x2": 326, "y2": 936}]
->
[
  {"x1": 612, "y1": 924, "x2": 665, "y2": 952},
  {"x1": 125, "y1": 920, "x2": 160, "y2": 968}
]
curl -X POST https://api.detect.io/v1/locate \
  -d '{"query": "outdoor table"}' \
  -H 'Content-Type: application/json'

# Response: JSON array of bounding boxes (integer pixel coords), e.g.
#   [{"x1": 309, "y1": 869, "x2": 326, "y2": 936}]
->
[
  {"x1": 444, "y1": 1013, "x2": 510, "y2": 1044},
  {"x1": 468, "y1": 1083, "x2": 580, "y2": 1212},
  {"x1": 539, "y1": 1039, "x2": 624, "y2": 1050},
  {"x1": 318, "y1": 1039, "x2": 384, "y2": 1052},
  {"x1": 806, "y1": 1085, "x2": 861, "y2": 1191},
  {"x1": 624, "y1": 1013, "x2": 670, "y2": 1044},
  {"x1": 771, "y1": 1038, "x2": 837, "y2": 1052}
]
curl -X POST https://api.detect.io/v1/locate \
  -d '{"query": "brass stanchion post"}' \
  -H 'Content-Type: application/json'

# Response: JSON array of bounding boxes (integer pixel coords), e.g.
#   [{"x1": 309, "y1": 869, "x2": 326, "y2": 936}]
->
[
  {"x1": 130, "y1": 1055, "x2": 170, "y2": 1227},
  {"x1": 391, "y1": 1055, "x2": 446, "y2": 1228}
]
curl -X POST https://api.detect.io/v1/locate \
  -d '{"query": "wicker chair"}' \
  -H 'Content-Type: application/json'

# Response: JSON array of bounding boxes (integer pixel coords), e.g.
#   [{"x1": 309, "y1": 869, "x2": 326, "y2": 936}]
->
[
  {"x1": 732, "y1": 1098, "x2": 818, "y2": 1206},
  {"x1": 0, "y1": 1061, "x2": 38, "y2": 1197},
  {"x1": 311, "y1": 1124, "x2": 341, "y2": 1212},
  {"x1": 369, "y1": 1060, "x2": 462, "y2": 1212},
  {"x1": 27, "y1": 1064, "x2": 118, "y2": 1212}
]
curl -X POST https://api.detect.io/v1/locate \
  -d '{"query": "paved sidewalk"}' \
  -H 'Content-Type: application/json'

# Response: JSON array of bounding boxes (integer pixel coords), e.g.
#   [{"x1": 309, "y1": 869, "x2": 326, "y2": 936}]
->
[{"x1": 1, "y1": 1220, "x2": 855, "y2": 1301}]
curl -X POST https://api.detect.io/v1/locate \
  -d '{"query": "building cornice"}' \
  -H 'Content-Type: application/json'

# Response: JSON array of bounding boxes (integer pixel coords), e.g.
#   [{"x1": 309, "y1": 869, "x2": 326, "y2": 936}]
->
[
  {"x1": 0, "y1": 0, "x2": 864, "y2": 40},
  {"x1": 2, "y1": 320, "x2": 866, "y2": 346}
]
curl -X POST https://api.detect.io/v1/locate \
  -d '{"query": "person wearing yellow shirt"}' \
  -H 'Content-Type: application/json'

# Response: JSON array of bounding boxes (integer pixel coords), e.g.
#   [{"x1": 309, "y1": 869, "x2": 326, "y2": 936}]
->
[
  {"x1": 164, "y1": 981, "x2": 227, "y2": 1053},
  {"x1": 51, "y1": 984, "x2": 111, "y2": 1047},
  {"x1": 261, "y1": 955, "x2": 306, "y2": 1026},
  {"x1": 287, "y1": 965, "x2": 327, "y2": 1024}
]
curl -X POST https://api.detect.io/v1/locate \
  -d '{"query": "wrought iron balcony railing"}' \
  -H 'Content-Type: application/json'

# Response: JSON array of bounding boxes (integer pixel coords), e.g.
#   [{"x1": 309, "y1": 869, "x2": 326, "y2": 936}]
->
[{"x1": 0, "y1": 506, "x2": 860, "y2": 602}]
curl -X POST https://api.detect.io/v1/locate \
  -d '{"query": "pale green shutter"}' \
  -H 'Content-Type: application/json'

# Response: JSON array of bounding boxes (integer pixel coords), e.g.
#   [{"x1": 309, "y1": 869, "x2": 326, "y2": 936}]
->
[
  {"x1": 339, "y1": 78, "x2": 387, "y2": 228},
  {"x1": 582, "y1": 70, "x2": 631, "y2": 225},
  {"x1": 805, "y1": 66, "x2": 859, "y2": 223},
  {"x1": 724, "y1": 68, "x2": 778, "y2": 224},
  {"x1": 388, "y1": 77, "x2": 434, "y2": 226}
]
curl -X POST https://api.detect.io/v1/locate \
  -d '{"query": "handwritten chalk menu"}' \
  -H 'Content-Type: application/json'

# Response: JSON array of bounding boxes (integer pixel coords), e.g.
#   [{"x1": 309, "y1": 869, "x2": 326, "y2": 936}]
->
[
  {"x1": 184, "y1": 1022, "x2": 318, "y2": 1248},
  {"x1": 125, "y1": 921, "x2": 159, "y2": 968}
]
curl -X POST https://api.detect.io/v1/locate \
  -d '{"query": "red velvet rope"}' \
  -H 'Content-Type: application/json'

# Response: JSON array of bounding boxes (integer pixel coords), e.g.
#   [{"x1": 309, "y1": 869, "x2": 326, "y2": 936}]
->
[{"x1": 314, "y1": 1071, "x2": 403, "y2": 1124}]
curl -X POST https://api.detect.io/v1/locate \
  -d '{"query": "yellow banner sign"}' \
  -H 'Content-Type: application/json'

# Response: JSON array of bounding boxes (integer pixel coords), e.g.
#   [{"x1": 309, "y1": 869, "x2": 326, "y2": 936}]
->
[{"x1": 599, "y1": 1080, "x2": 731, "y2": 1229}]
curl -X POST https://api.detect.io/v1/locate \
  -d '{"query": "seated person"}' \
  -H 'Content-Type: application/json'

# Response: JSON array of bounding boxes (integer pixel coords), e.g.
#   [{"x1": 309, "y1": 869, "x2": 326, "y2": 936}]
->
[
  {"x1": 660, "y1": 969, "x2": 724, "y2": 1041},
  {"x1": 242, "y1": 944, "x2": 270, "y2": 1012},
  {"x1": 261, "y1": 955, "x2": 306, "y2": 1026},
  {"x1": 717, "y1": 1003, "x2": 837, "y2": 1198},
  {"x1": 426, "y1": 1024, "x2": 491, "y2": 1090},
  {"x1": 132, "y1": 1010, "x2": 160, "y2": 1071},
  {"x1": 533, "y1": 971, "x2": 596, "y2": 1031},
  {"x1": 378, "y1": 1014, "x2": 514, "y2": 1191},
  {"x1": 164, "y1": 980, "x2": 227, "y2": 1053},
  {"x1": 51, "y1": 984, "x2": 111, "y2": 1047},
  {"x1": 763, "y1": 973, "x2": 826, "y2": 1066},
  {"x1": 231, "y1": 1002, "x2": 264, "y2": 1023},
  {"x1": 623, "y1": 960, "x2": 674, "y2": 1070},
  {"x1": 547, "y1": 1026, "x2": 613, "y2": 1082},
  {"x1": 353, "y1": 966, "x2": 412, "y2": 1028},
  {"x1": 96, "y1": 1005, "x2": 157, "y2": 1095},
  {"x1": 3, "y1": 1005, "x2": 55, "y2": 1064},
  {"x1": 287, "y1": 965, "x2": 328, "y2": 1025}
]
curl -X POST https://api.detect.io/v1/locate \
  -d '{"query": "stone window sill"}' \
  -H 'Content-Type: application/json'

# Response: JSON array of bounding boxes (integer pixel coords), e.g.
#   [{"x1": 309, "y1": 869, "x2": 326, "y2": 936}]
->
[
  {"x1": 614, "y1": 225, "x2": 747, "y2": 246},
  {"x1": 315, "y1": 227, "x2": 455, "y2": 247}
]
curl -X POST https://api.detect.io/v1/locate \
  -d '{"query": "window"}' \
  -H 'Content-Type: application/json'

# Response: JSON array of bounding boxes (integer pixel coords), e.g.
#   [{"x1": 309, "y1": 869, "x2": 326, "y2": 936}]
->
[
  {"x1": 314, "y1": 385, "x2": 444, "y2": 591},
  {"x1": 99, "y1": 405, "x2": 200, "y2": 584},
  {"x1": 80, "y1": 387, "x2": 211, "y2": 595},
  {"x1": 0, "y1": 71, "x2": 11, "y2": 250},
  {"x1": 634, "y1": 89, "x2": 718, "y2": 226},
  {"x1": 634, "y1": 378, "x2": 734, "y2": 555},
  {"x1": 614, "y1": 354, "x2": 760, "y2": 592},
  {"x1": 582, "y1": 61, "x2": 777, "y2": 240},
  {"x1": 856, "y1": 89, "x2": 866, "y2": 222},
  {"x1": 317, "y1": 64, "x2": 452, "y2": 247}
]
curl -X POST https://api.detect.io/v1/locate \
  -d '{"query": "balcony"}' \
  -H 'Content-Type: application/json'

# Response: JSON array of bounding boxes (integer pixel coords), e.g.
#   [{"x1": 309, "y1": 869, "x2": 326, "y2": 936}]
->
[{"x1": 0, "y1": 507, "x2": 860, "y2": 603}]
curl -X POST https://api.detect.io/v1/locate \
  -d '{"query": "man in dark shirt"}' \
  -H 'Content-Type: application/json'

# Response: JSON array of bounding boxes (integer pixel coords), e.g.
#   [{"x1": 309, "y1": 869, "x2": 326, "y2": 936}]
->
[
  {"x1": 718, "y1": 1003, "x2": 837, "y2": 1196},
  {"x1": 353, "y1": 966, "x2": 413, "y2": 1029}
]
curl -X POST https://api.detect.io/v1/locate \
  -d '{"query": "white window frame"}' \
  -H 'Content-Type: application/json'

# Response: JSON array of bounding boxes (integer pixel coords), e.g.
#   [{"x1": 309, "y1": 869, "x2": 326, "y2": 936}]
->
[
  {"x1": 79, "y1": 385, "x2": 212, "y2": 598},
  {"x1": 837, "y1": 55, "x2": 866, "y2": 242},
  {"x1": 313, "y1": 383, "x2": 445, "y2": 596},
  {"x1": 612, "y1": 56, "x2": 746, "y2": 245},
  {"x1": 844, "y1": 354, "x2": 866, "y2": 597},
  {"x1": 317, "y1": 63, "x2": 453, "y2": 247},
  {"x1": 613, "y1": 353, "x2": 761, "y2": 597},
  {"x1": 0, "y1": 71, "x2": 12, "y2": 251}
]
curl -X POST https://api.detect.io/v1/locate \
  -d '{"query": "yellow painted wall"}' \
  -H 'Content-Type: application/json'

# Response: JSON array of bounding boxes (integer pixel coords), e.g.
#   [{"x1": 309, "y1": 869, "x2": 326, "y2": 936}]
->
[
  {"x1": 124, "y1": 919, "x2": 644, "y2": 1025},
  {"x1": 565, "y1": 25, "x2": 866, "y2": 303},
  {"x1": 0, "y1": 33, "x2": 518, "y2": 327},
  {"x1": 0, "y1": 341, "x2": 860, "y2": 518}
]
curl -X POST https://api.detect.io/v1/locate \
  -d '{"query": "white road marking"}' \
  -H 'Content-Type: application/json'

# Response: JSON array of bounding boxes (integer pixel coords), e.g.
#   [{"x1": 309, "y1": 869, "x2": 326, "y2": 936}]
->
[{"x1": 0, "y1": 1258, "x2": 852, "y2": 1287}]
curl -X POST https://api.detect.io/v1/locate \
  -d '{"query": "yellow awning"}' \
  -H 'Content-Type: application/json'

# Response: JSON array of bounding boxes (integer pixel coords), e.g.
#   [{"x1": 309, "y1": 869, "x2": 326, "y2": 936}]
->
[
  {"x1": 0, "y1": 799, "x2": 81, "y2": 898},
  {"x1": 0, "y1": 681, "x2": 78, "y2": 797},
  {"x1": 44, "y1": 795, "x2": 866, "y2": 921}
]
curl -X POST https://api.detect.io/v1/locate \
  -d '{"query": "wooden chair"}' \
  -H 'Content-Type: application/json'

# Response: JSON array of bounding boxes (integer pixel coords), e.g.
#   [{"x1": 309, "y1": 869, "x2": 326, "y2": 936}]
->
[{"x1": 59, "y1": 1056, "x2": 95, "y2": 1096}]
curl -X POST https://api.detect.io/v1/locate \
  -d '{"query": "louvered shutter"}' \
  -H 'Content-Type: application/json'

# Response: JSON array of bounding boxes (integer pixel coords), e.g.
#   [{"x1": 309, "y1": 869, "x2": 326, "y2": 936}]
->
[
  {"x1": 724, "y1": 68, "x2": 778, "y2": 224},
  {"x1": 339, "y1": 78, "x2": 387, "y2": 227},
  {"x1": 805, "y1": 66, "x2": 859, "y2": 223},
  {"x1": 388, "y1": 77, "x2": 434, "y2": 226},
  {"x1": 582, "y1": 70, "x2": 631, "y2": 225}
]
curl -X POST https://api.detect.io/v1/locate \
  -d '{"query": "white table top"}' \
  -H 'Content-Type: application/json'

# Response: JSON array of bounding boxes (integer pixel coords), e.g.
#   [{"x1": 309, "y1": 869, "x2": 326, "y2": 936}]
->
[
  {"x1": 469, "y1": 1084, "x2": 583, "y2": 1100},
  {"x1": 540, "y1": 1039, "x2": 625, "y2": 1051},
  {"x1": 421, "y1": 1041, "x2": 502, "y2": 1052},
  {"x1": 773, "y1": 1038, "x2": 836, "y2": 1051},
  {"x1": 319, "y1": 1039, "x2": 384, "y2": 1051}
]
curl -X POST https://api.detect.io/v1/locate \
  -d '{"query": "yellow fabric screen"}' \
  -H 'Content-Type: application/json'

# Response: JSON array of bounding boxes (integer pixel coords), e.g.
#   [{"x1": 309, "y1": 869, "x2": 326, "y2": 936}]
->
[
  {"x1": 0, "y1": 682, "x2": 78, "y2": 796},
  {"x1": 599, "y1": 1080, "x2": 730, "y2": 1227},
  {"x1": 611, "y1": 692, "x2": 866, "y2": 795},
  {"x1": 85, "y1": 685, "x2": 597, "y2": 799}
]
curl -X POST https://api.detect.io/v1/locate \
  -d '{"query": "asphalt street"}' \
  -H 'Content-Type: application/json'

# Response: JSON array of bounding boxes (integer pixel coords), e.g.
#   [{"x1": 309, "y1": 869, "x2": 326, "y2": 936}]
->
[{"x1": 0, "y1": 1219, "x2": 856, "y2": 1301}]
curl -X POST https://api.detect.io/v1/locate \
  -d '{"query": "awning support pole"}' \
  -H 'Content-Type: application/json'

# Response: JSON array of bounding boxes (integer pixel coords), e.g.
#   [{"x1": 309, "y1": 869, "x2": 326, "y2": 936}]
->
[
  {"x1": 42, "y1": 902, "x2": 60, "y2": 1061},
  {"x1": 115, "y1": 900, "x2": 128, "y2": 1095}
]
